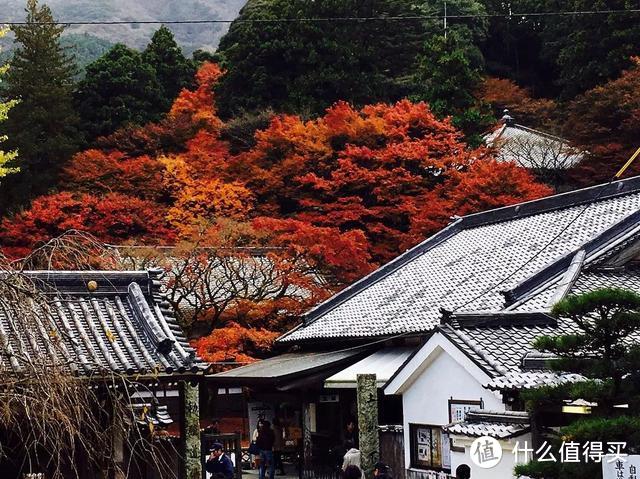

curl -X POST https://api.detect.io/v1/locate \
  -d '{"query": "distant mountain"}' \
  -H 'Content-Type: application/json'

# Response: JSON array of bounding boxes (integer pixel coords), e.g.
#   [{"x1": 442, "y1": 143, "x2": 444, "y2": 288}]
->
[{"x1": 0, "y1": 0, "x2": 246, "y2": 55}]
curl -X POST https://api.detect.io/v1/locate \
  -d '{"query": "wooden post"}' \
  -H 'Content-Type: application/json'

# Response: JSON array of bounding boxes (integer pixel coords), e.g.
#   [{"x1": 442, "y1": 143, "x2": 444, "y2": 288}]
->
[
  {"x1": 357, "y1": 374, "x2": 379, "y2": 478},
  {"x1": 112, "y1": 410, "x2": 126, "y2": 479},
  {"x1": 181, "y1": 381, "x2": 202, "y2": 479}
]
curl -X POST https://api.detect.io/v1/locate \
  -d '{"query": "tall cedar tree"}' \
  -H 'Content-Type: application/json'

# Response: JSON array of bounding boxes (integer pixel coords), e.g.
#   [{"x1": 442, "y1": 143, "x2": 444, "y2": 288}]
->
[
  {"x1": 75, "y1": 44, "x2": 165, "y2": 140},
  {"x1": 0, "y1": 0, "x2": 80, "y2": 208},
  {"x1": 142, "y1": 26, "x2": 196, "y2": 112},
  {"x1": 516, "y1": 288, "x2": 640, "y2": 479},
  {"x1": 535, "y1": 0, "x2": 640, "y2": 98},
  {"x1": 214, "y1": 0, "x2": 423, "y2": 117},
  {"x1": 0, "y1": 28, "x2": 19, "y2": 181},
  {"x1": 412, "y1": 0, "x2": 493, "y2": 143}
]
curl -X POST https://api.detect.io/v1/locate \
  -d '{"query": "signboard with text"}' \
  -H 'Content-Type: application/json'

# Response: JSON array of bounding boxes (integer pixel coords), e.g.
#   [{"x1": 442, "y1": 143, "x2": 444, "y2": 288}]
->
[{"x1": 602, "y1": 455, "x2": 640, "y2": 479}]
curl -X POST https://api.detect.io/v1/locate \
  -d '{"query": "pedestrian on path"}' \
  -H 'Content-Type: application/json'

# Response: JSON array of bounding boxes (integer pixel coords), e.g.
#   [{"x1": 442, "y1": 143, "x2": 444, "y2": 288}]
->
[
  {"x1": 342, "y1": 447, "x2": 362, "y2": 472},
  {"x1": 205, "y1": 442, "x2": 235, "y2": 479},
  {"x1": 257, "y1": 420, "x2": 276, "y2": 479}
]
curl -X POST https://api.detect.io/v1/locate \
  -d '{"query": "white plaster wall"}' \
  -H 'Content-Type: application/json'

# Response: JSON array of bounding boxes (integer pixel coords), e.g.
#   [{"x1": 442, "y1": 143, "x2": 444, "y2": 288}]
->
[
  {"x1": 400, "y1": 347, "x2": 504, "y2": 473},
  {"x1": 452, "y1": 433, "x2": 533, "y2": 479}
]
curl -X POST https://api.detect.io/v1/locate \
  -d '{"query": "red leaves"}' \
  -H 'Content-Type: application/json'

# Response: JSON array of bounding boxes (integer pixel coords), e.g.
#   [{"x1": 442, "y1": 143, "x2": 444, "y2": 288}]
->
[
  {"x1": 63, "y1": 149, "x2": 165, "y2": 200},
  {"x1": 237, "y1": 99, "x2": 548, "y2": 263},
  {"x1": 566, "y1": 58, "x2": 640, "y2": 184},
  {"x1": 0, "y1": 192, "x2": 174, "y2": 258},
  {"x1": 253, "y1": 217, "x2": 372, "y2": 283},
  {"x1": 190, "y1": 322, "x2": 280, "y2": 364},
  {"x1": 479, "y1": 77, "x2": 557, "y2": 126},
  {"x1": 0, "y1": 61, "x2": 553, "y2": 361}
]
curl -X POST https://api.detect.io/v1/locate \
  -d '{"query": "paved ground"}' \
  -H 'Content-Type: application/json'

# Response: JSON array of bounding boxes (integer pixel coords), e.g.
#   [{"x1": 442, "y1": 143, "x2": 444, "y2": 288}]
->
[{"x1": 242, "y1": 468, "x2": 299, "y2": 479}]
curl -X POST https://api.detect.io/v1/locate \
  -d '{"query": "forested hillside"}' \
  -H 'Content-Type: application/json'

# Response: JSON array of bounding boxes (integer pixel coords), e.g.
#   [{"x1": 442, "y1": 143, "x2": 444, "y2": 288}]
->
[
  {"x1": 1, "y1": 0, "x2": 640, "y2": 360},
  {"x1": 0, "y1": 0, "x2": 244, "y2": 56}
]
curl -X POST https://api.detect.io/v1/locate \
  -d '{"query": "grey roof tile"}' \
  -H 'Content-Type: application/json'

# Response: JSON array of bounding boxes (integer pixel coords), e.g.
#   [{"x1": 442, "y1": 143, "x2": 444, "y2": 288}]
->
[
  {"x1": 485, "y1": 371, "x2": 586, "y2": 391},
  {"x1": 444, "y1": 410, "x2": 530, "y2": 439},
  {"x1": 281, "y1": 177, "x2": 640, "y2": 343},
  {"x1": 485, "y1": 122, "x2": 584, "y2": 170},
  {"x1": 0, "y1": 270, "x2": 206, "y2": 376}
]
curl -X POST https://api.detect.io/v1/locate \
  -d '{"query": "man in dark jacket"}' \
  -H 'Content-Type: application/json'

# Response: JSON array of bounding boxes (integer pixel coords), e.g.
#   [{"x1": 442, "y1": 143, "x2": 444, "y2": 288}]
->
[{"x1": 205, "y1": 442, "x2": 235, "y2": 479}]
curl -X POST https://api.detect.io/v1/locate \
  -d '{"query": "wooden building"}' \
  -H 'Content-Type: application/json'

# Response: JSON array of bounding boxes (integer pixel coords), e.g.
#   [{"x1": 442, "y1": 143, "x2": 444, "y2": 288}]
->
[
  {"x1": 0, "y1": 269, "x2": 208, "y2": 479},
  {"x1": 209, "y1": 175, "x2": 640, "y2": 479}
]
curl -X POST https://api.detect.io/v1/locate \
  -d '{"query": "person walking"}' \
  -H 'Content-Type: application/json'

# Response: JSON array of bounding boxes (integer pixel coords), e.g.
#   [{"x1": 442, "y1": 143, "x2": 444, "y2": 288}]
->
[
  {"x1": 205, "y1": 442, "x2": 235, "y2": 479},
  {"x1": 343, "y1": 464, "x2": 362, "y2": 479},
  {"x1": 344, "y1": 419, "x2": 358, "y2": 449},
  {"x1": 341, "y1": 447, "x2": 361, "y2": 472},
  {"x1": 455, "y1": 464, "x2": 471, "y2": 479},
  {"x1": 257, "y1": 420, "x2": 276, "y2": 479},
  {"x1": 251, "y1": 419, "x2": 264, "y2": 469},
  {"x1": 272, "y1": 417, "x2": 286, "y2": 475}
]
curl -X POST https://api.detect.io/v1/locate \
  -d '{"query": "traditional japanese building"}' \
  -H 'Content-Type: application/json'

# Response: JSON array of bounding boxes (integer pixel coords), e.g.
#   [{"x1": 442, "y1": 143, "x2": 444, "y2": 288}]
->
[
  {"x1": 0, "y1": 269, "x2": 208, "y2": 478},
  {"x1": 484, "y1": 111, "x2": 584, "y2": 171},
  {"x1": 209, "y1": 175, "x2": 640, "y2": 479}
]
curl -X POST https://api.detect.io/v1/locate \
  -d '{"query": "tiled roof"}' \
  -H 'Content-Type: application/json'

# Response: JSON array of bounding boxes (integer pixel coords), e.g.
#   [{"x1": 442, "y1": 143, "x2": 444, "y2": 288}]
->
[
  {"x1": 133, "y1": 403, "x2": 174, "y2": 428},
  {"x1": 484, "y1": 118, "x2": 584, "y2": 170},
  {"x1": 485, "y1": 371, "x2": 586, "y2": 391},
  {"x1": 444, "y1": 410, "x2": 530, "y2": 439},
  {"x1": 0, "y1": 270, "x2": 206, "y2": 376},
  {"x1": 439, "y1": 321, "x2": 579, "y2": 376},
  {"x1": 280, "y1": 176, "x2": 640, "y2": 343},
  {"x1": 570, "y1": 269, "x2": 640, "y2": 295}
]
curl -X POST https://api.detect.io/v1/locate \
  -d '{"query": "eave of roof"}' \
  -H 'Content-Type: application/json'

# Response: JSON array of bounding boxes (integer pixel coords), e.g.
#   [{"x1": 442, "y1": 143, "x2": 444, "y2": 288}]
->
[
  {"x1": 485, "y1": 371, "x2": 586, "y2": 391},
  {"x1": 207, "y1": 347, "x2": 372, "y2": 388},
  {"x1": 278, "y1": 176, "x2": 640, "y2": 343},
  {"x1": 0, "y1": 269, "x2": 207, "y2": 378},
  {"x1": 444, "y1": 410, "x2": 531, "y2": 440}
]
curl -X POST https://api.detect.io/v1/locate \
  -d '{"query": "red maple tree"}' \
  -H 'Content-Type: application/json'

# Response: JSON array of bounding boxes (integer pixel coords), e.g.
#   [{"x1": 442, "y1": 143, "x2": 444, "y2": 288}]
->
[
  {"x1": 565, "y1": 57, "x2": 640, "y2": 184},
  {"x1": 0, "y1": 62, "x2": 554, "y2": 361}
]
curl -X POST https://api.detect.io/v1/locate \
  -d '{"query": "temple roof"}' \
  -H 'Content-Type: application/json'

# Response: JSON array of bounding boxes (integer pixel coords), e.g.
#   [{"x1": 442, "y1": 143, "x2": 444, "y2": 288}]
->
[{"x1": 0, "y1": 269, "x2": 207, "y2": 377}]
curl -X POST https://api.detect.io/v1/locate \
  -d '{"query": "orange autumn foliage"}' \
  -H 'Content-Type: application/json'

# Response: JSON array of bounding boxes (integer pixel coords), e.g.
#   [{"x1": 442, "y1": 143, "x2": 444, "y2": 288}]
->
[
  {"x1": 191, "y1": 322, "x2": 280, "y2": 364},
  {"x1": 161, "y1": 153, "x2": 253, "y2": 234},
  {"x1": 63, "y1": 149, "x2": 165, "y2": 201},
  {"x1": 235, "y1": 100, "x2": 550, "y2": 262},
  {"x1": 479, "y1": 77, "x2": 557, "y2": 127},
  {"x1": 170, "y1": 62, "x2": 223, "y2": 130}
]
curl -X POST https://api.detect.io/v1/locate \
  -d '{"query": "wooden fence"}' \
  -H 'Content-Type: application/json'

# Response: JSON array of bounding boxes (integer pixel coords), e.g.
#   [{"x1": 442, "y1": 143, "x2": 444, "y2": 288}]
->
[{"x1": 379, "y1": 425, "x2": 405, "y2": 478}]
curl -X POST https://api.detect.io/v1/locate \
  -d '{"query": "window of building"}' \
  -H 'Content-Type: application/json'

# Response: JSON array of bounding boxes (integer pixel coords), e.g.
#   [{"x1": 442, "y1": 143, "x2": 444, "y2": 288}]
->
[
  {"x1": 448, "y1": 398, "x2": 483, "y2": 453},
  {"x1": 448, "y1": 398, "x2": 483, "y2": 423},
  {"x1": 409, "y1": 424, "x2": 451, "y2": 472}
]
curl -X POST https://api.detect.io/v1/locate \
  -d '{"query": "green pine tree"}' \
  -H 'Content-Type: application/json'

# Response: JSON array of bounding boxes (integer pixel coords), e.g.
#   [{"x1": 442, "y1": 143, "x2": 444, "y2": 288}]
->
[
  {"x1": 75, "y1": 43, "x2": 165, "y2": 140},
  {"x1": 516, "y1": 288, "x2": 640, "y2": 478},
  {"x1": 0, "y1": 0, "x2": 80, "y2": 208},
  {"x1": 411, "y1": 0, "x2": 493, "y2": 144},
  {"x1": 143, "y1": 25, "x2": 196, "y2": 111},
  {"x1": 214, "y1": 0, "x2": 423, "y2": 118}
]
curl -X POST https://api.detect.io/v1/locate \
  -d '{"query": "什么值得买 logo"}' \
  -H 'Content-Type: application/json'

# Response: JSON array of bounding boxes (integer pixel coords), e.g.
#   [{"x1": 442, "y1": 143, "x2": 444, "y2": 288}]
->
[{"x1": 470, "y1": 436, "x2": 503, "y2": 469}]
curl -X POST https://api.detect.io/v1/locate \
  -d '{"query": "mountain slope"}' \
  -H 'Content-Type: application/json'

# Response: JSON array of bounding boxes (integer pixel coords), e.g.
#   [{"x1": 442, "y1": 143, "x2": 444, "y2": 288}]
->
[{"x1": 0, "y1": 0, "x2": 246, "y2": 53}]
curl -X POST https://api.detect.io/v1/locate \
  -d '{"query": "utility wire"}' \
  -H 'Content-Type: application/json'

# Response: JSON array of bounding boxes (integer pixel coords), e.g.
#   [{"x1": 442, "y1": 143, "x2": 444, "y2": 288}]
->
[
  {"x1": 449, "y1": 148, "x2": 640, "y2": 315},
  {"x1": 2, "y1": 9, "x2": 640, "y2": 25}
]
